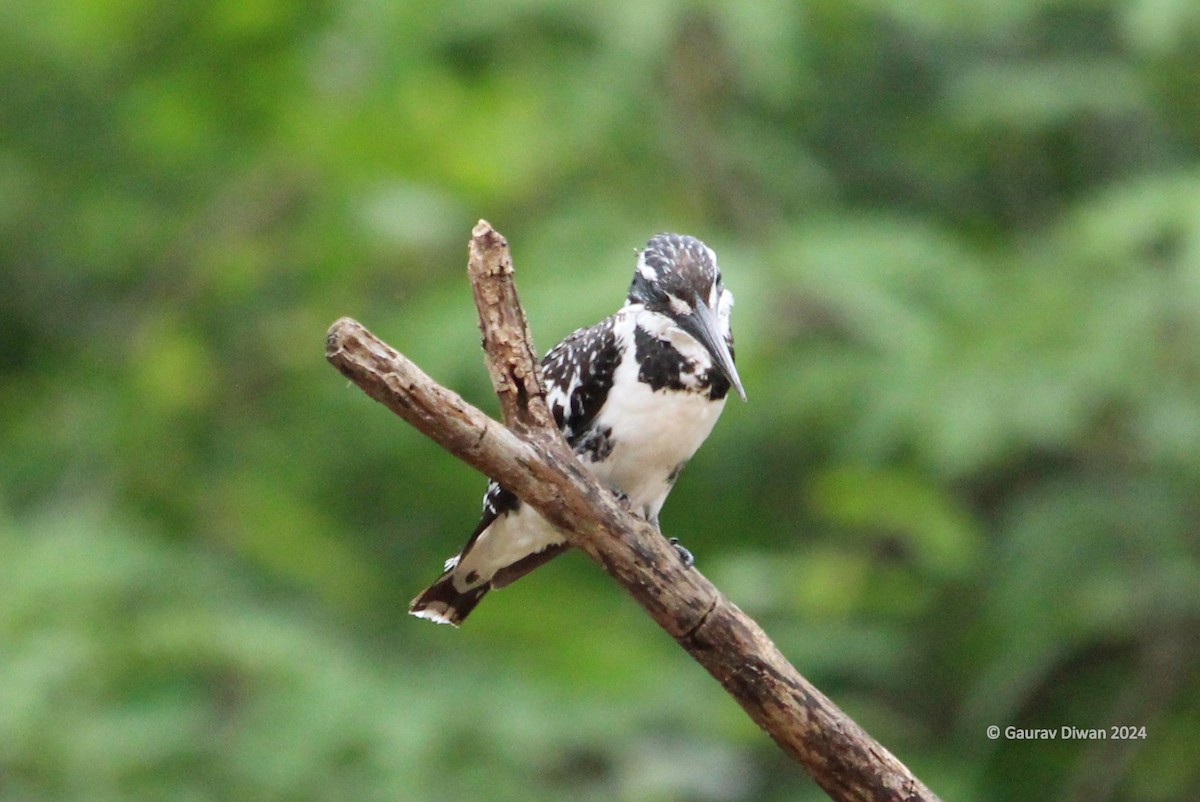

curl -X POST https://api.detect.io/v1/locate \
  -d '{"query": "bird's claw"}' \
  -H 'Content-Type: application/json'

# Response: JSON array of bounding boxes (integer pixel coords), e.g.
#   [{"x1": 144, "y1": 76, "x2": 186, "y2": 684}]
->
[
  {"x1": 668, "y1": 537, "x2": 695, "y2": 568},
  {"x1": 611, "y1": 488, "x2": 637, "y2": 513}
]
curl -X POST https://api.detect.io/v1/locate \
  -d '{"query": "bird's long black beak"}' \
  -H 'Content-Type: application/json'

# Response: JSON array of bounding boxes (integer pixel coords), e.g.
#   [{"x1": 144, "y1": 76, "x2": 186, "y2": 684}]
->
[{"x1": 678, "y1": 300, "x2": 747, "y2": 401}]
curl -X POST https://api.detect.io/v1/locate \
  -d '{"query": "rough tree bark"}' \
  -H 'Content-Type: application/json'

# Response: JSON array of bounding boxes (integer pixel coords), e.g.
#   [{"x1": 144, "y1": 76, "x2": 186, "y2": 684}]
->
[{"x1": 325, "y1": 220, "x2": 942, "y2": 802}]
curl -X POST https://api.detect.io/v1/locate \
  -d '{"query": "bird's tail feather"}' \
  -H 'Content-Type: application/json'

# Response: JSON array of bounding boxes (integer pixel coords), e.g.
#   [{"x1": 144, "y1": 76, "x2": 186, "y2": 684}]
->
[
  {"x1": 409, "y1": 574, "x2": 490, "y2": 627},
  {"x1": 408, "y1": 542, "x2": 570, "y2": 627}
]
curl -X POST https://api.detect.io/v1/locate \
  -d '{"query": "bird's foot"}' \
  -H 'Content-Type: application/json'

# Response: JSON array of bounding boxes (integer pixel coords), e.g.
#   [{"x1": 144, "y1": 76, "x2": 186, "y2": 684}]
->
[
  {"x1": 668, "y1": 537, "x2": 695, "y2": 568},
  {"x1": 611, "y1": 488, "x2": 661, "y2": 525},
  {"x1": 611, "y1": 488, "x2": 634, "y2": 512}
]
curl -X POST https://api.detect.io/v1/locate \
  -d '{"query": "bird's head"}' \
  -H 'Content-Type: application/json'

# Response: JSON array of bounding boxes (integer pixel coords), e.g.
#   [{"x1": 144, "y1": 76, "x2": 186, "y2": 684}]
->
[{"x1": 627, "y1": 233, "x2": 746, "y2": 401}]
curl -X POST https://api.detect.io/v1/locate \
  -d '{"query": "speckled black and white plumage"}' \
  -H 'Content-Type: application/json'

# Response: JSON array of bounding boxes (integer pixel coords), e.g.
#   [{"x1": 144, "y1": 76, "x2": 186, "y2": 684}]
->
[{"x1": 410, "y1": 234, "x2": 744, "y2": 626}]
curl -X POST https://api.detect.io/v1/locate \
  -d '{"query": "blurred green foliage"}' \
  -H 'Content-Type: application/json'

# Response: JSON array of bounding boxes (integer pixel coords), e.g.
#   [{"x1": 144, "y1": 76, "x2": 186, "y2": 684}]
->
[{"x1": 2, "y1": 1, "x2": 1199, "y2": 800}]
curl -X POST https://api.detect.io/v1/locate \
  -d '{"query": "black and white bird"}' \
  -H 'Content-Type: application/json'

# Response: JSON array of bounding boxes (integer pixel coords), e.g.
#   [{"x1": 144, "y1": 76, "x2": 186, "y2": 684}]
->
[{"x1": 410, "y1": 233, "x2": 745, "y2": 626}]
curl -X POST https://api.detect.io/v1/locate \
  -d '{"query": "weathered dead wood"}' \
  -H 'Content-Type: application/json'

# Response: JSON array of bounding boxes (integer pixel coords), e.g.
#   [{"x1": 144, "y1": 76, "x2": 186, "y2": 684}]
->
[
  {"x1": 325, "y1": 220, "x2": 941, "y2": 802},
  {"x1": 465, "y1": 223, "x2": 556, "y2": 434}
]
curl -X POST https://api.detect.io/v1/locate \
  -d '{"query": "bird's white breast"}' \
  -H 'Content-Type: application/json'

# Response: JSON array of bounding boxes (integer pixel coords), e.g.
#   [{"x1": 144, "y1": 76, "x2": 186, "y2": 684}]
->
[{"x1": 585, "y1": 309, "x2": 727, "y2": 520}]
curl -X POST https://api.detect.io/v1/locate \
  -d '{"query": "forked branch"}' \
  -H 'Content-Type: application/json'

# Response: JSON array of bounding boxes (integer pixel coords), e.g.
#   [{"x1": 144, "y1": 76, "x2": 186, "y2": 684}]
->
[{"x1": 325, "y1": 220, "x2": 941, "y2": 802}]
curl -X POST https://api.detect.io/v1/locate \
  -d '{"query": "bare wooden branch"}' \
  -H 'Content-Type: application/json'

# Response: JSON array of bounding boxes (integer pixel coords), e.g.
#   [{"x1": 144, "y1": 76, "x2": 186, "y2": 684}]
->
[
  {"x1": 466, "y1": 221, "x2": 555, "y2": 434},
  {"x1": 325, "y1": 223, "x2": 942, "y2": 802}
]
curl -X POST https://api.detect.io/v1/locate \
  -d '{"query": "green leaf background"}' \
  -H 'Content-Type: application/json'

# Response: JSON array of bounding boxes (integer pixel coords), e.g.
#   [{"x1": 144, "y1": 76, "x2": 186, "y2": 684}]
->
[{"x1": 2, "y1": 1, "x2": 1198, "y2": 800}]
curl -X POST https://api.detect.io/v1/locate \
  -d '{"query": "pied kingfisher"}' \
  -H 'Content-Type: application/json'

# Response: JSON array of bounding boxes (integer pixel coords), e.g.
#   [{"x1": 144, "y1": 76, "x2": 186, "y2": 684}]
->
[{"x1": 409, "y1": 233, "x2": 745, "y2": 626}]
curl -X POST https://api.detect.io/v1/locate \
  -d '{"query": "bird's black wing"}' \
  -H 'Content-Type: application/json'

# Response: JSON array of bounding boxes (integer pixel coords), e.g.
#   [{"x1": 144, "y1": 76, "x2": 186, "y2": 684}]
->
[
  {"x1": 456, "y1": 315, "x2": 624, "y2": 553},
  {"x1": 541, "y1": 315, "x2": 623, "y2": 452}
]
